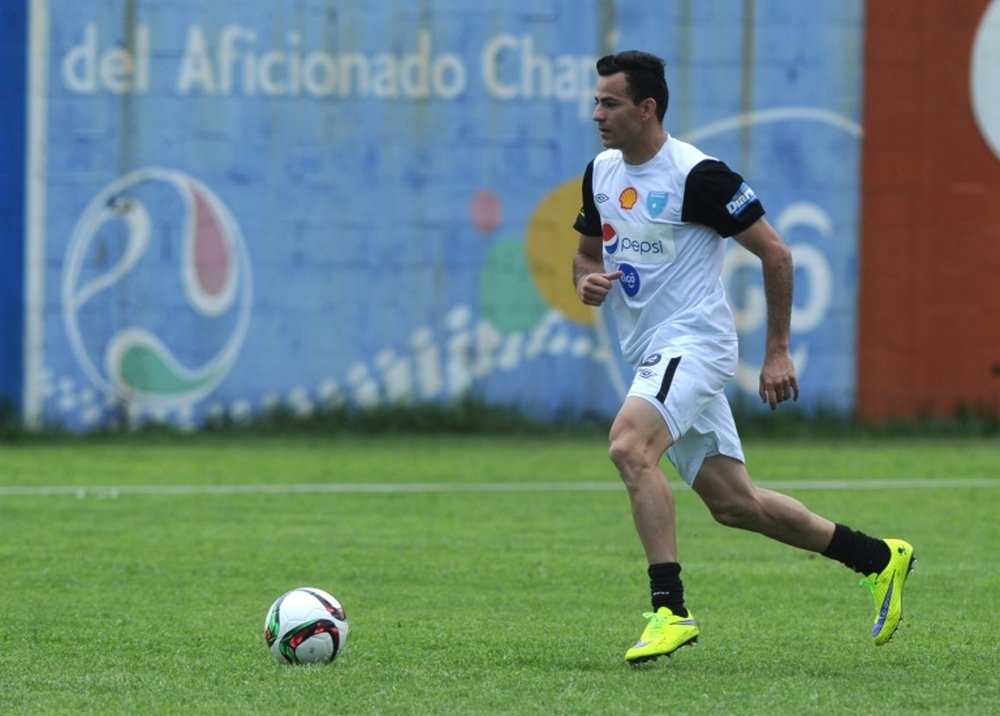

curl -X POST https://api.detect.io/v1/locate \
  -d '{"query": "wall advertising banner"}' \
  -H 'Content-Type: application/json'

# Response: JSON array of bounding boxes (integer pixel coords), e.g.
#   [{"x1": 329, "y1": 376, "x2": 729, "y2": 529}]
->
[{"x1": 24, "y1": 1, "x2": 863, "y2": 429}]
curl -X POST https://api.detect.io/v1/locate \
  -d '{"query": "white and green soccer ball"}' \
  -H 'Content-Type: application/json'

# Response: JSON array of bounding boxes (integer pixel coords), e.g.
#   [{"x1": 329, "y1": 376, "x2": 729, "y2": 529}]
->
[{"x1": 264, "y1": 587, "x2": 349, "y2": 665}]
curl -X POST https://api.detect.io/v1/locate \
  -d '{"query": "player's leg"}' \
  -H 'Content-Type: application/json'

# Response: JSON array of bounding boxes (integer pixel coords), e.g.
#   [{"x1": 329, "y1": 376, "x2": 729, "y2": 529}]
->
[
  {"x1": 614, "y1": 338, "x2": 738, "y2": 664},
  {"x1": 691, "y1": 455, "x2": 914, "y2": 645},
  {"x1": 608, "y1": 395, "x2": 677, "y2": 565},
  {"x1": 691, "y1": 454, "x2": 835, "y2": 551},
  {"x1": 609, "y1": 397, "x2": 701, "y2": 664}
]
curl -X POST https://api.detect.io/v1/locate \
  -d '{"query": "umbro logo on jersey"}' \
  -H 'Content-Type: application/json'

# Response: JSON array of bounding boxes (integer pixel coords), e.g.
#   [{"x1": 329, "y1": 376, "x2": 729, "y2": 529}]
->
[{"x1": 596, "y1": 193, "x2": 610, "y2": 203}]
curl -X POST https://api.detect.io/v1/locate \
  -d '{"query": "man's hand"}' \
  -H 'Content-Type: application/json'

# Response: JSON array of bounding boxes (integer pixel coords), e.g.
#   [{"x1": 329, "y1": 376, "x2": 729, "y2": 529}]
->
[
  {"x1": 759, "y1": 351, "x2": 799, "y2": 410},
  {"x1": 576, "y1": 271, "x2": 623, "y2": 306}
]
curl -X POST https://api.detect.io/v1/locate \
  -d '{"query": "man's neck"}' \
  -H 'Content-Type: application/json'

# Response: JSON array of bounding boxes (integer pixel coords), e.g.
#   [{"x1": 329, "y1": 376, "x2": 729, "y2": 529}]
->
[{"x1": 622, "y1": 130, "x2": 668, "y2": 165}]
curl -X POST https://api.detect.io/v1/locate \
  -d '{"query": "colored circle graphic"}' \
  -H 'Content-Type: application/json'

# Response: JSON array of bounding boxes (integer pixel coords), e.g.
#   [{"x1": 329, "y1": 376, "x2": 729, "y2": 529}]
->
[
  {"x1": 480, "y1": 236, "x2": 549, "y2": 332},
  {"x1": 524, "y1": 177, "x2": 595, "y2": 325},
  {"x1": 470, "y1": 189, "x2": 503, "y2": 233}
]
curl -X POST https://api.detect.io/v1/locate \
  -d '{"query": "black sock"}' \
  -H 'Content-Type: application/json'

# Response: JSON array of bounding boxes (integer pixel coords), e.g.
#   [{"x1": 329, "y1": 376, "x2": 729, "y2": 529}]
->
[
  {"x1": 648, "y1": 562, "x2": 687, "y2": 617},
  {"x1": 821, "y1": 523, "x2": 891, "y2": 575}
]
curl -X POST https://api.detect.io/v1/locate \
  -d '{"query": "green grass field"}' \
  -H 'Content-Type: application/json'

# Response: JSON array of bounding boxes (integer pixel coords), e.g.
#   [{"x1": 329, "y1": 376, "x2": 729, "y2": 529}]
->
[{"x1": 2, "y1": 434, "x2": 998, "y2": 714}]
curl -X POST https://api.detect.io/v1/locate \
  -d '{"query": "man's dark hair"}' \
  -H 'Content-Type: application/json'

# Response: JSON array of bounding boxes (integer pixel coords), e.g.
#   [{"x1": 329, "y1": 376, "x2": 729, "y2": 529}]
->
[{"x1": 596, "y1": 51, "x2": 669, "y2": 123}]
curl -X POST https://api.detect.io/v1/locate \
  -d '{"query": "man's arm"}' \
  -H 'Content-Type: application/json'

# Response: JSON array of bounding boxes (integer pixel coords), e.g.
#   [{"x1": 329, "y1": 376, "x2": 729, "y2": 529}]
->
[
  {"x1": 731, "y1": 217, "x2": 799, "y2": 410},
  {"x1": 573, "y1": 234, "x2": 622, "y2": 306}
]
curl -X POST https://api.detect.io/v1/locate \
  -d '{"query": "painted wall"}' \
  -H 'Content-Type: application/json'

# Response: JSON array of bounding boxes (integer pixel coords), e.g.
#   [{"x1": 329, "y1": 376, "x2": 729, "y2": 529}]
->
[
  {"x1": 10, "y1": 0, "x2": 863, "y2": 429},
  {"x1": 858, "y1": 0, "x2": 1000, "y2": 419},
  {"x1": 0, "y1": 3, "x2": 26, "y2": 412}
]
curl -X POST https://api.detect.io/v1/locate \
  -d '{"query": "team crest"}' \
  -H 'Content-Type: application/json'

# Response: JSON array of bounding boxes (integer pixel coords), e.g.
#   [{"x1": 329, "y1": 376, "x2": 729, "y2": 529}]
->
[{"x1": 647, "y1": 191, "x2": 668, "y2": 217}]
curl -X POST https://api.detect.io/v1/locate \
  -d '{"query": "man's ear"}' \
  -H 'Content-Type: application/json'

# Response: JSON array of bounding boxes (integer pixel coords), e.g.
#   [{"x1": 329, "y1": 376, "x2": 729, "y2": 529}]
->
[{"x1": 641, "y1": 97, "x2": 658, "y2": 121}]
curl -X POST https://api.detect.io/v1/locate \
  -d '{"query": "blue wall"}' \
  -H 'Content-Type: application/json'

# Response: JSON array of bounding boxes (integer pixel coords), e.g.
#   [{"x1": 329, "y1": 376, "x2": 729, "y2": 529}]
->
[
  {"x1": 0, "y1": 3, "x2": 26, "y2": 411},
  {"x1": 15, "y1": 0, "x2": 862, "y2": 429}
]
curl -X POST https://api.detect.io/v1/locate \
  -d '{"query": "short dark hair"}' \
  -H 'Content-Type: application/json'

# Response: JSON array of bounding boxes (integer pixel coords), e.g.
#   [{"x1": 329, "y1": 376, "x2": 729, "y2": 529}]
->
[{"x1": 596, "y1": 51, "x2": 669, "y2": 123}]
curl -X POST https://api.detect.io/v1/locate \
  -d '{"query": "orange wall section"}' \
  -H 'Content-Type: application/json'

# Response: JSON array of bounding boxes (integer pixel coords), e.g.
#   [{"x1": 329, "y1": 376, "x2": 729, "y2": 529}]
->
[{"x1": 858, "y1": 0, "x2": 1000, "y2": 419}]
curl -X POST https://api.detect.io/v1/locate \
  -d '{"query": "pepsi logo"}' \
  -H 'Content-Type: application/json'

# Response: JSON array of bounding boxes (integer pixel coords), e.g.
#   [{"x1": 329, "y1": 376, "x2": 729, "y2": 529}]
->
[{"x1": 602, "y1": 223, "x2": 618, "y2": 254}]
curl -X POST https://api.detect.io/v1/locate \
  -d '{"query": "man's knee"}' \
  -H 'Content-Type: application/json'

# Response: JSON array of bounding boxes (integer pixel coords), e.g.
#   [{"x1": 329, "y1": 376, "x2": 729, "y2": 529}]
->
[
  {"x1": 608, "y1": 432, "x2": 648, "y2": 486},
  {"x1": 607, "y1": 398, "x2": 672, "y2": 482},
  {"x1": 706, "y1": 494, "x2": 759, "y2": 528}
]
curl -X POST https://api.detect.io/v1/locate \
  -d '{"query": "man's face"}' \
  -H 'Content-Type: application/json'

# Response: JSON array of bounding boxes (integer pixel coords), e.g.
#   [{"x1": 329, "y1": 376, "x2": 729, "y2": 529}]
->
[{"x1": 592, "y1": 72, "x2": 642, "y2": 149}]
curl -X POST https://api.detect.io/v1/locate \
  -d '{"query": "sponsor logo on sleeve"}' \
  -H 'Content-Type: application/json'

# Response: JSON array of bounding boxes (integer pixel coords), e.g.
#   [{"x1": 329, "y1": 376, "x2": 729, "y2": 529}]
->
[{"x1": 726, "y1": 182, "x2": 757, "y2": 217}]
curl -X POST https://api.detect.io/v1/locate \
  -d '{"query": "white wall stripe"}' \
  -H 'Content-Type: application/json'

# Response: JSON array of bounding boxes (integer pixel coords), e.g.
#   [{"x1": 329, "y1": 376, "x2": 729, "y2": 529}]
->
[{"x1": 23, "y1": 0, "x2": 50, "y2": 428}]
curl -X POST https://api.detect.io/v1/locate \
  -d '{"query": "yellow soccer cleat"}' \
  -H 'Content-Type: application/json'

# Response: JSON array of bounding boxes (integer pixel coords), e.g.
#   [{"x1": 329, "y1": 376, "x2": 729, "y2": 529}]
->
[
  {"x1": 625, "y1": 607, "x2": 699, "y2": 665},
  {"x1": 859, "y1": 538, "x2": 915, "y2": 646}
]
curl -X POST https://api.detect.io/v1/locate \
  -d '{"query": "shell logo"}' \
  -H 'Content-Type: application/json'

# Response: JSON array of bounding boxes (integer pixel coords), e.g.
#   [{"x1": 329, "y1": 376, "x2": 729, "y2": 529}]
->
[{"x1": 619, "y1": 187, "x2": 638, "y2": 209}]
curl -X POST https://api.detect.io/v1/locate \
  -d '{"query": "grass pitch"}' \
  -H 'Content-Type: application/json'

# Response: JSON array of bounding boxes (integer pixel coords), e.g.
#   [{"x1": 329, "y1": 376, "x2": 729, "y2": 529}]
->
[{"x1": 1, "y1": 434, "x2": 998, "y2": 714}]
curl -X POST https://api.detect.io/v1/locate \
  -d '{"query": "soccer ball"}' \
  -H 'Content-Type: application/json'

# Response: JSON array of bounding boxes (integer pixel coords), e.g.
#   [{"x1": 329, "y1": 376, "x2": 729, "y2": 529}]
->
[{"x1": 264, "y1": 587, "x2": 349, "y2": 665}]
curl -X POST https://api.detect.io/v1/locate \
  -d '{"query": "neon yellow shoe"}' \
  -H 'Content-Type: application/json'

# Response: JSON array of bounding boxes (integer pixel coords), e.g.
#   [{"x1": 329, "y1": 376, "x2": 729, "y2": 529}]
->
[
  {"x1": 859, "y1": 539, "x2": 914, "y2": 646},
  {"x1": 624, "y1": 607, "x2": 699, "y2": 664}
]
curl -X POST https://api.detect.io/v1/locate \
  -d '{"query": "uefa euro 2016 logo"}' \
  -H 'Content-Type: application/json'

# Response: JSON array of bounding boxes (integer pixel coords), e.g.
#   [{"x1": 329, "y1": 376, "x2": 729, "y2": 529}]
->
[{"x1": 62, "y1": 168, "x2": 252, "y2": 413}]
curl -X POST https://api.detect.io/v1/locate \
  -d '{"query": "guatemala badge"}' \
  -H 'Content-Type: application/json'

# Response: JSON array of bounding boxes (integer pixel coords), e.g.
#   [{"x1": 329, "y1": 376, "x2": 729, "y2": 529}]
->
[{"x1": 647, "y1": 191, "x2": 668, "y2": 217}]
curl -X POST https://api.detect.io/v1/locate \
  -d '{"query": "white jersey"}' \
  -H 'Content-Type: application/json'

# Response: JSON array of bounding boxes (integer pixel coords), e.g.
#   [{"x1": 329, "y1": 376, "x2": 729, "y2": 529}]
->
[{"x1": 574, "y1": 136, "x2": 765, "y2": 366}]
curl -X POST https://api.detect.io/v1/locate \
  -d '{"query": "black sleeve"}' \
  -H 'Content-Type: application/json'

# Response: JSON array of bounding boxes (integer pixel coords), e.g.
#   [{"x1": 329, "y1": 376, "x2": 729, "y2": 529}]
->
[
  {"x1": 572, "y1": 161, "x2": 602, "y2": 237},
  {"x1": 680, "y1": 159, "x2": 765, "y2": 237}
]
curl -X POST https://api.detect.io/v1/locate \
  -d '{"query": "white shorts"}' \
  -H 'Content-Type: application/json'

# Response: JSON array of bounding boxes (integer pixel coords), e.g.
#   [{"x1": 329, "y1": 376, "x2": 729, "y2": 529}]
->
[{"x1": 626, "y1": 334, "x2": 745, "y2": 485}]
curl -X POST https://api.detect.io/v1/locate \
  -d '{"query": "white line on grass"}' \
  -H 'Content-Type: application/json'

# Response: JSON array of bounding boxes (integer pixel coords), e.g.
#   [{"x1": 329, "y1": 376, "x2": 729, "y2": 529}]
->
[{"x1": 0, "y1": 478, "x2": 998, "y2": 498}]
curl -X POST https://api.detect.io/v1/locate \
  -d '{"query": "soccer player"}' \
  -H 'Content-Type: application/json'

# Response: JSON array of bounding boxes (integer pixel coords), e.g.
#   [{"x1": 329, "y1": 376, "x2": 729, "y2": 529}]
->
[{"x1": 571, "y1": 50, "x2": 913, "y2": 664}]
